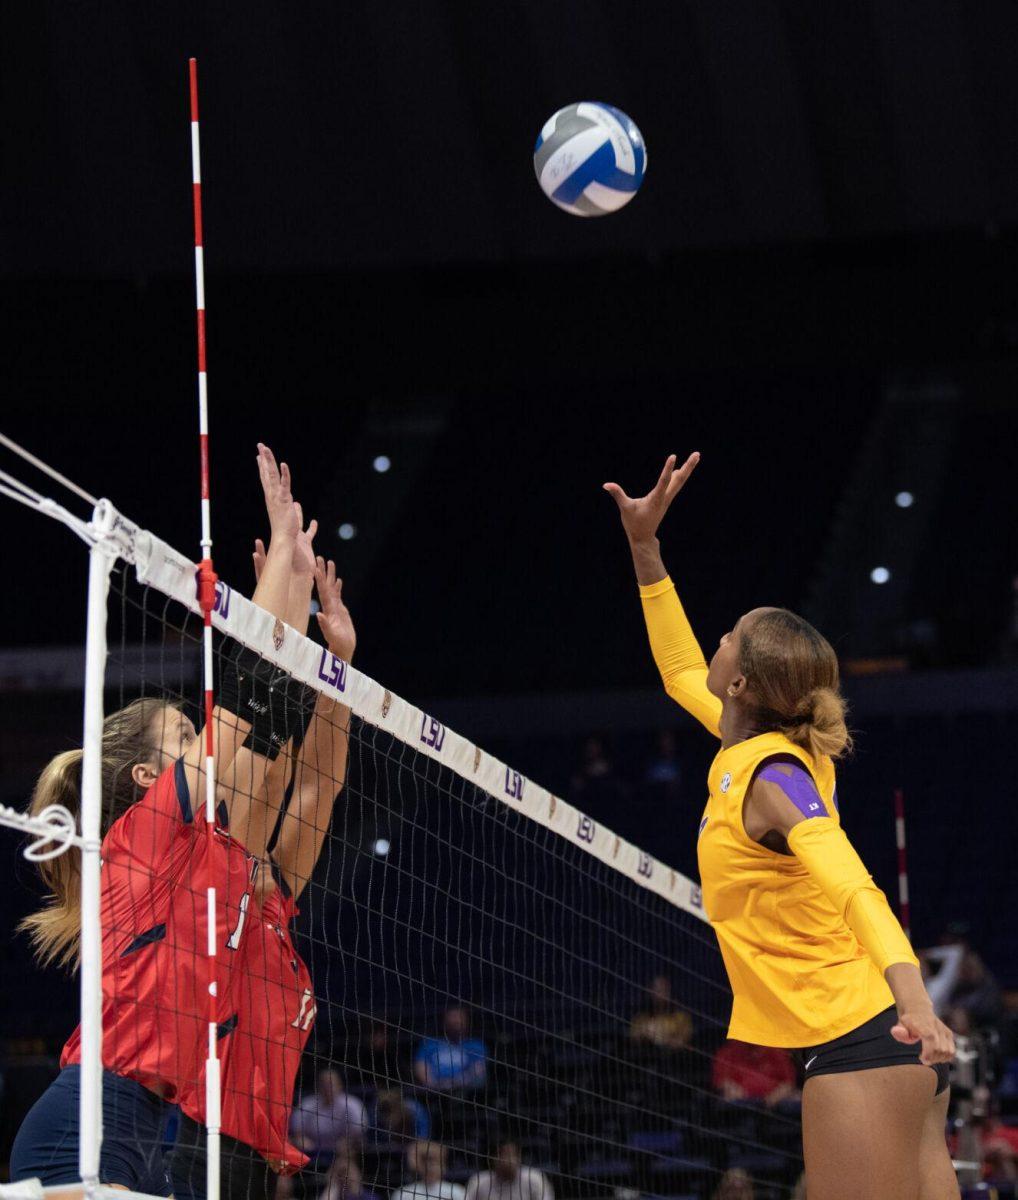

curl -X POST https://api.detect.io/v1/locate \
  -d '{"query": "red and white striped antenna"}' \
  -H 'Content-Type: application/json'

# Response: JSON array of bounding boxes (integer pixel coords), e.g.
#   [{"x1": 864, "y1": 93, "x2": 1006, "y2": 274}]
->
[
  {"x1": 893, "y1": 787, "x2": 911, "y2": 941},
  {"x1": 189, "y1": 56, "x2": 222, "y2": 1200}
]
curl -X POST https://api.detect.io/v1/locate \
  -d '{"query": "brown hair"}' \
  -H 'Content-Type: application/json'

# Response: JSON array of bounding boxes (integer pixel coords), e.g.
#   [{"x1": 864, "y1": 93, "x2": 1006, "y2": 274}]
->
[
  {"x1": 738, "y1": 609, "x2": 852, "y2": 760},
  {"x1": 19, "y1": 697, "x2": 176, "y2": 971},
  {"x1": 375, "y1": 1089, "x2": 415, "y2": 1138}
]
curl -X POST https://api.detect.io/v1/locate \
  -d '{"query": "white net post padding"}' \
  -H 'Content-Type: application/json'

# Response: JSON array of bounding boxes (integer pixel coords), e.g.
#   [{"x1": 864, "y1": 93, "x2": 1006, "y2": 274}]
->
[
  {"x1": 78, "y1": 506, "x2": 121, "y2": 1196},
  {"x1": 0, "y1": 497, "x2": 132, "y2": 1199}
]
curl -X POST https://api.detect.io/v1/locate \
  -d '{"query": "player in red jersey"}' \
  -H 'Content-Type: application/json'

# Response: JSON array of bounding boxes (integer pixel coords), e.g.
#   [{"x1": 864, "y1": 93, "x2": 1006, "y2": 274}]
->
[
  {"x1": 169, "y1": 552, "x2": 357, "y2": 1200},
  {"x1": 11, "y1": 445, "x2": 312, "y2": 1194}
]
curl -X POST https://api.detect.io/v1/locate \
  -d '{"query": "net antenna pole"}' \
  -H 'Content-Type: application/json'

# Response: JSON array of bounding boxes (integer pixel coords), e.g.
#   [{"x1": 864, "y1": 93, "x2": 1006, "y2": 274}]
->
[
  {"x1": 78, "y1": 506, "x2": 118, "y2": 1200},
  {"x1": 894, "y1": 787, "x2": 911, "y2": 941},
  {"x1": 190, "y1": 56, "x2": 222, "y2": 1200}
]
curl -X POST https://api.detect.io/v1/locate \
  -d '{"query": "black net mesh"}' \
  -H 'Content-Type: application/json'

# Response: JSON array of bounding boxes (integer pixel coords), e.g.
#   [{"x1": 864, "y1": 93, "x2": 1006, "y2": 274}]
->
[{"x1": 17, "y1": 562, "x2": 806, "y2": 1200}]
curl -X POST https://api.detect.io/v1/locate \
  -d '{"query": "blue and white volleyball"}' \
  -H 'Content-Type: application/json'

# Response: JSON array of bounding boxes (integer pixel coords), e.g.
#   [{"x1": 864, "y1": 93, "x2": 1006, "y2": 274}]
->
[{"x1": 534, "y1": 102, "x2": 647, "y2": 217}]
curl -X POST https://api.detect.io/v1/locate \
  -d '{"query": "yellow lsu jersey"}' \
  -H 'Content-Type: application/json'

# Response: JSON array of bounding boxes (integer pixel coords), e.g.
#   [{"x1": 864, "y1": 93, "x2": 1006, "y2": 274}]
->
[{"x1": 697, "y1": 732, "x2": 896, "y2": 1048}]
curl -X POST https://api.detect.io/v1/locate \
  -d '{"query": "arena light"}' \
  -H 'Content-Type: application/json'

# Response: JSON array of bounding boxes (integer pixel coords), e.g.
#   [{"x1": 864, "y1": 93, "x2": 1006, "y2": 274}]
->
[
  {"x1": 372, "y1": 455, "x2": 391, "y2": 473},
  {"x1": 870, "y1": 566, "x2": 891, "y2": 584},
  {"x1": 373, "y1": 837, "x2": 391, "y2": 857},
  {"x1": 338, "y1": 523, "x2": 357, "y2": 541},
  {"x1": 895, "y1": 491, "x2": 914, "y2": 508}
]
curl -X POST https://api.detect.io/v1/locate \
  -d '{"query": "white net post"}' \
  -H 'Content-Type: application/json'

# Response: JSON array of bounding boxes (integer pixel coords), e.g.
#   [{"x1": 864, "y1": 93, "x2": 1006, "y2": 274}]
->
[{"x1": 78, "y1": 503, "x2": 119, "y2": 1195}]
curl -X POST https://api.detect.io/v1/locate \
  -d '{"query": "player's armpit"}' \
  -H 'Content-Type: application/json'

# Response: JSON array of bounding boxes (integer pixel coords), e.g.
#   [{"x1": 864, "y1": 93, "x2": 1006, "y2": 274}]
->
[
  {"x1": 787, "y1": 818, "x2": 918, "y2": 974},
  {"x1": 639, "y1": 577, "x2": 722, "y2": 738}
]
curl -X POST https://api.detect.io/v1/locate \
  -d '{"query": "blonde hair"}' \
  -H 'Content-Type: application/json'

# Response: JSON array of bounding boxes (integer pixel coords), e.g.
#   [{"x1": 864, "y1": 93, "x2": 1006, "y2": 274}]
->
[
  {"x1": 19, "y1": 697, "x2": 176, "y2": 970},
  {"x1": 738, "y1": 609, "x2": 853, "y2": 760}
]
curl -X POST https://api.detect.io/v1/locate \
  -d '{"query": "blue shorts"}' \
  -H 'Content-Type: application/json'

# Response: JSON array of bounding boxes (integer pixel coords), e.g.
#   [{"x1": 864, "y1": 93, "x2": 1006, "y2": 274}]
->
[{"x1": 10, "y1": 1065, "x2": 172, "y2": 1194}]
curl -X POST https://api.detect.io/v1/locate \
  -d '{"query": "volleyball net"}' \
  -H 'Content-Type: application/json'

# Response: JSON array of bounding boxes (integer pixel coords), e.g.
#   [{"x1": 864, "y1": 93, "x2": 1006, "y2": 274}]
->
[{"x1": 0, "y1": 491, "x2": 805, "y2": 1200}]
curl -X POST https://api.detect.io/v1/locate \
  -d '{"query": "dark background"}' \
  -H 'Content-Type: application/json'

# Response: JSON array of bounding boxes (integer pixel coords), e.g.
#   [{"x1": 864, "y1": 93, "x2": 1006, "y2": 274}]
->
[{"x1": 2, "y1": 0, "x2": 1017, "y2": 1055}]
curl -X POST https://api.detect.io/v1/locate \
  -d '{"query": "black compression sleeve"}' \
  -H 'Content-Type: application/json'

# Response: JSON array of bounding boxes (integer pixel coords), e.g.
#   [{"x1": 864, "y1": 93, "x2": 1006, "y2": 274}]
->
[{"x1": 217, "y1": 639, "x2": 313, "y2": 760}]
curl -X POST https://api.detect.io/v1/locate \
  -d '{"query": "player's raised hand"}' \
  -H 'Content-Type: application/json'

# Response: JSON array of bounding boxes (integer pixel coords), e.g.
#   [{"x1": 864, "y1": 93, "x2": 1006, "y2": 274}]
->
[
  {"x1": 254, "y1": 510, "x2": 317, "y2": 581},
  {"x1": 603, "y1": 452, "x2": 700, "y2": 543},
  {"x1": 256, "y1": 443, "x2": 299, "y2": 540},
  {"x1": 252, "y1": 537, "x2": 267, "y2": 582},
  {"x1": 292, "y1": 504, "x2": 318, "y2": 579},
  {"x1": 315, "y1": 556, "x2": 356, "y2": 662}
]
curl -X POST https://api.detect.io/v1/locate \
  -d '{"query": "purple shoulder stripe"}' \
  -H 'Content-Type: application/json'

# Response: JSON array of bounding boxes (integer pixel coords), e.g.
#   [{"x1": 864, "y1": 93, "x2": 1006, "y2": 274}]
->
[{"x1": 758, "y1": 763, "x2": 828, "y2": 819}]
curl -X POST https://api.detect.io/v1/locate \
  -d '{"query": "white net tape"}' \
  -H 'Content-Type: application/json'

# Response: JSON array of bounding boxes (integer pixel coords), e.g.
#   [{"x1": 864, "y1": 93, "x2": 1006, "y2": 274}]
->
[{"x1": 132, "y1": 523, "x2": 708, "y2": 928}]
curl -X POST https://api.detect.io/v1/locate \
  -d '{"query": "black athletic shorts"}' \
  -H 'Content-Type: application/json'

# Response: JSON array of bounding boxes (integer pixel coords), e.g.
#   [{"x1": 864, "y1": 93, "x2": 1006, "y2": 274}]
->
[
  {"x1": 793, "y1": 1005, "x2": 950, "y2": 1095},
  {"x1": 167, "y1": 1113, "x2": 276, "y2": 1200}
]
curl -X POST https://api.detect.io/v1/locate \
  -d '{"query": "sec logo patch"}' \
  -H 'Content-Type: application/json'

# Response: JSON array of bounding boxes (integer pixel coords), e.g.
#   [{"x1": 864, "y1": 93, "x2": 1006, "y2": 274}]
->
[{"x1": 720, "y1": 772, "x2": 732, "y2": 793}]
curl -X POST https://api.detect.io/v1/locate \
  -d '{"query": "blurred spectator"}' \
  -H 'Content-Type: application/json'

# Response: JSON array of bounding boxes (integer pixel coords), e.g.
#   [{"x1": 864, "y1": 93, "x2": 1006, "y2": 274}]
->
[
  {"x1": 946, "y1": 1090, "x2": 1018, "y2": 1186},
  {"x1": 629, "y1": 975, "x2": 693, "y2": 1050},
  {"x1": 937, "y1": 919, "x2": 972, "y2": 948},
  {"x1": 370, "y1": 1087, "x2": 431, "y2": 1144},
  {"x1": 710, "y1": 1168, "x2": 755, "y2": 1200},
  {"x1": 643, "y1": 730, "x2": 682, "y2": 798},
  {"x1": 350, "y1": 1020, "x2": 406, "y2": 1088},
  {"x1": 920, "y1": 944, "x2": 965, "y2": 1017},
  {"x1": 464, "y1": 1142, "x2": 553, "y2": 1200},
  {"x1": 568, "y1": 735, "x2": 628, "y2": 806},
  {"x1": 945, "y1": 1005, "x2": 972, "y2": 1037},
  {"x1": 982, "y1": 1137, "x2": 1018, "y2": 1185},
  {"x1": 390, "y1": 1141, "x2": 465, "y2": 1200},
  {"x1": 712, "y1": 1041, "x2": 799, "y2": 1107},
  {"x1": 981, "y1": 1117, "x2": 1018, "y2": 1183},
  {"x1": 319, "y1": 1151, "x2": 381, "y2": 1200},
  {"x1": 414, "y1": 1007, "x2": 488, "y2": 1094},
  {"x1": 951, "y1": 951, "x2": 1003, "y2": 1031},
  {"x1": 291, "y1": 1069, "x2": 368, "y2": 1155}
]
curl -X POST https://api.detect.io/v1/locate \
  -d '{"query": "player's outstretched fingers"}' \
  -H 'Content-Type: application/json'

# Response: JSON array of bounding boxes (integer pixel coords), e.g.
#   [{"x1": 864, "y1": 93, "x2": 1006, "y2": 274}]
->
[
  {"x1": 664, "y1": 451, "x2": 701, "y2": 500},
  {"x1": 652, "y1": 454, "x2": 678, "y2": 496},
  {"x1": 253, "y1": 538, "x2": 267, "y2": 582}
]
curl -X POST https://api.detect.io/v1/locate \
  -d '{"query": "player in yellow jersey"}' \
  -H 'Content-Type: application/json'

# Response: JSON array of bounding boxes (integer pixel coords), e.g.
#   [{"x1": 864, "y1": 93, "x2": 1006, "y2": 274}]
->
[{"x1": 604, "y1": 452, "x2": 958, "y2": 1200}]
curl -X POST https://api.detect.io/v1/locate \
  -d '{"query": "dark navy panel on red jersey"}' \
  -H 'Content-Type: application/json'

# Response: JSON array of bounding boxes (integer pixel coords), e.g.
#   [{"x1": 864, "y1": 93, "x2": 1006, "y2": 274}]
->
[
  {"x1": 62, "y1": 760, "x2": 259, "y2": 1102},
  {"x1": 179, "y1": 864, "x2": 313, "y2": 1173}
]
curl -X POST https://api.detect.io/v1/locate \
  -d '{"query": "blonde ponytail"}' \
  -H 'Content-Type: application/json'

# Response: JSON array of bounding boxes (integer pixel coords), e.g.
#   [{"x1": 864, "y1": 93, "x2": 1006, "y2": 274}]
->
[
  {"x1": 18, "y1": 697, "x2": 174, "y2": 971},
  {"x1": 18, "y1": 750, "x2": 85, "y2": 970},
  {"x1": 778, "y1": 686, "x2": 853, "y2": 761}
]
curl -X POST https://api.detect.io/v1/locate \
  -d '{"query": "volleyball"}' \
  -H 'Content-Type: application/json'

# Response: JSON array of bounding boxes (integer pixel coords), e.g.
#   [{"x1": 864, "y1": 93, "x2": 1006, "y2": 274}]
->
[{"x1": 533, "y1": 101, "x2": 647, "y2": 217}]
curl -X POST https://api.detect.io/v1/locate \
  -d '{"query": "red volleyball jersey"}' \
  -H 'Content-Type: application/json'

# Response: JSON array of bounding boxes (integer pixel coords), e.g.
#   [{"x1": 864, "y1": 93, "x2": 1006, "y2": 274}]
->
[
  {"x1": 179, "y1": 867, "x2": 314, "y2": 1174},
  {"x1": 62, "y1": 760, "x2": 258, "y2": 1101}
]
